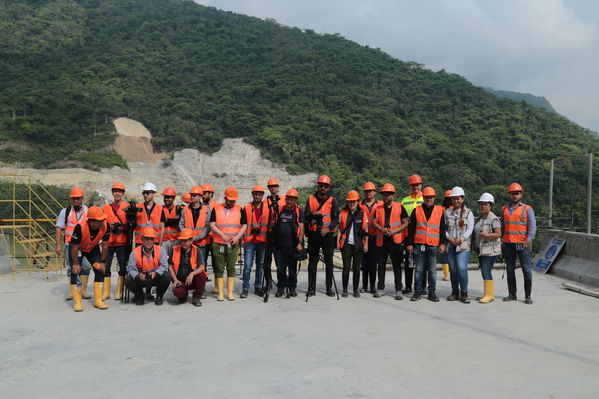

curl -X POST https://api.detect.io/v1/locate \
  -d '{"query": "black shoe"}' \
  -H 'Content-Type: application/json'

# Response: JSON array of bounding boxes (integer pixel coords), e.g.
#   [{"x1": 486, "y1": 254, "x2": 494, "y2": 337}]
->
[
  {"x1": 359, "y1": 288, "x2": 366, "y2": 293},
  {"x1": 395, "y1": 291, "x2": 403, "y2": 300},
  {"x1": 308, "y1": 290, "x2": 315, "y2": 297},
  {"x1": 353, "y1": 291, "x2": 360, "y2": 298},
  {"x1": 447, "y1": 290, "x2": 459, "y2": 301},
  {"x1": 146, "y1": 292, "x2": 155, "y2": 301},
  {"x1": 191, "y1": 296, "x2": 202, "y2": 307},
  {"x1": 326, "y1": 289, "x2": 335, "y2": 297},
  {"x1": 402, "y1": 288, "x2": 412, "y2": 295},
  {"x1": 134, "y1": 295, "x2": 145, "y2": 306},
  {"x1": 275, "y1": 290, "x2": 284, "y2": 297},
  {"x1": 200, "y1": 293, "x2": 207, "y2": 299},
  {"x1": 154, "y1": 296, "x2": 163, "y2": 306},
  {"x1": 373, "y1": 289, "x2": 385, "y2": 298},
  {"x1": 524, "y1": 296, "x2": 533, "y2": 305},
  {"x1": 240, "y1": 290, "x2": 248, "y2": 299},
  {"x1": 460, "y1": 291, "x2": 470, "y2": 304},
  {"x1": 178, "y1": 295, "x2": 188, "y2": 304},
  {"x1": 503, "y1": 295, "x2": 517, "y2": 302},
  {"x1": 428, "y1": 292, "x2": 440, "y2": 302},
  {"x1": 411, "y1": 293, "x2": 421, "y2": 302},
  {"x1": 370, "y1": 289, "x2": 376, "y2": 294},
  {"x1": 255, "y1": 288, "x2": 264, "y2": 297},
  {"x1": 289, "y1": 290, "x2": 297, "y2": 297},
  {"x1": 342, "y1": 291, "x2": 348, "y2": 298},
  {"x1": 421, "y1": 288, "x2": 428, "y2": 295}
]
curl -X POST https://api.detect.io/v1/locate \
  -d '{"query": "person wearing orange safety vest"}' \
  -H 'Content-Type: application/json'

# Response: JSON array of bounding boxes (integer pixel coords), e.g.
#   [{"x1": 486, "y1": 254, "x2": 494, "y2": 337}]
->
[
  {"x1": 168, "y1": 228, "x2": 207, "y2": 306},
  {"x1": 261, "y1": 177, "x2": 286, "y2": 297},
  {"x1": 125, "y1": 227, "x2": 171, "y2": 306},
  {"x1": 201, "y1": 183, "x2": 216, "y2": 279},
  {"x1": 179, "y1": 185, "x2": 211, "y2": 262},
  {"x1": 241, "y1": 185, "x2": 269, "y2": 298},
  {"x1": 400, "y1": 174, "x2": 424, "y2": 294},
  {"x1": 406, "y1": 187, "x2": 447, "y2": 302},
  {"x1": 501, "y1": 183, "x2": 536, "y2": 304},
  {"x1": 68, "y1": 206, "x2": 111, "y2": 311},
  {"x1": 360, "y1": 182, "x2": 382, "y2": 294},
  {"x1": 304, "y1": 175, "x2": 340, "y2": 297},
  {"x1": 160, "y1": 187, "x2": 182, "y2": 255},
  {"x1": 372, "y1": 184, "x2": 409, "y2": 300},
  {"x1": 210, "y1": 186, "x2": 248, "y2": 301},
  {"x1": 102, "y1": 182, "x2": 129, "y2": 301},
  {"x1": 56, "y1": 187, "x2": 91, "y2": 300},
  {"x1": 338, "y1": 190, "x2": 368, "y2": 298}
]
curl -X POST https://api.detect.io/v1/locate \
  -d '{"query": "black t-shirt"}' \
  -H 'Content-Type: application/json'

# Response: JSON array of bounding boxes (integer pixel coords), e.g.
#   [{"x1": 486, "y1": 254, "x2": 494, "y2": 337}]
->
[
  {"x1": 70, "y1": 222, "x2": 110, "y2": 248},
  {"x1": 277, "y1": 208, "x2": 305, "y2": 248},
  {"x1": 161, "y1": 205, "x2": 182, "y2": 226}
]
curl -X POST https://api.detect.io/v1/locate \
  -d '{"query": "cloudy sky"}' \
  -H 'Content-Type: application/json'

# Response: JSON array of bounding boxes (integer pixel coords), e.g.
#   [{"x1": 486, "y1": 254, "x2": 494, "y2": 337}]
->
[{"x1": 196, "y1": 0, "x2": 599, "y2": 133}]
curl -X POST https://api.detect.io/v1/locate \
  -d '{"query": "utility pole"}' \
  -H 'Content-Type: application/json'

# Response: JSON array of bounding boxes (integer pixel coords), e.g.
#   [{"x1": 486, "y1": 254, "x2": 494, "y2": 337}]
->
[
  {"x1": 12, "y1": 108, "x2": 15, "y2": 120},
  {"x1": 588, "y1": 152, "x2": 593, "y2": 234},
  {"x1": 549, "y1": 159, "x2": 554, "y2": 228}
]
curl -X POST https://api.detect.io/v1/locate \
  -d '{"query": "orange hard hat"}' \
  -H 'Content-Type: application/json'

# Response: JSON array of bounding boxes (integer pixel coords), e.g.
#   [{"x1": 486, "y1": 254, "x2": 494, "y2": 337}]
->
[
  {"x1": 201, "y1": 183, "x2": 214, "y2": 193},
  {"x1": 286, "y1": 189, "x2": 299, "y2": 198},
  {"x1": 111, "y1": 182, "x2": 125, "y2": 191},
  {"x1": 422, "y1": 187, "x2": 436, "y2": 197},
  {"x1": 252, "y1": 184, "x2": 266, "y2": 193},
  {"x1": 178, "y1": 228, "x2": 194, "y2": 240},
  {"x1": 317, "y1": 175, "x2": 331, "y2": 185},
  {"x1": 267, "y1": 178, "x2": 280, "y2": 187},
  {"x1": 70, "y1": 187, "x2": 84, "y2": 198},
  {"x1": 87, "y1": 206, "x2": 106, "y2": 220},
  {"x1": 181, "y1": 193, "x2": 191, "y2": 203},
  {"x1": 224, "y1": 186, "x2": 239, "y2": 201},
  {"x1": 381, "y1": 183, "x2": 396, "y2": 193},
  {"x1": 162, "y1": 187, "x2": 177, "y2": 196},
  {"x1": 444, "y1": 190, "x2": 452, "y2": 198},
  {"x1": 363, "y1": 182, "x2": 376, "y2": 191},
  {"x1": 141, "y1": 227, "x2": 157, "y2": 238},
  {"x1": 408, "y1": 174, "x2": 423, "y2": 185},
  {"x1": 346, "y1": 190, "x2": 360, "y2": 201},
  {"x1": 508, "y1": 183, "x2": 523, "y2": 193},
  {"x1": 189, "y1": 185, "x2": 203, "y2": 195}
]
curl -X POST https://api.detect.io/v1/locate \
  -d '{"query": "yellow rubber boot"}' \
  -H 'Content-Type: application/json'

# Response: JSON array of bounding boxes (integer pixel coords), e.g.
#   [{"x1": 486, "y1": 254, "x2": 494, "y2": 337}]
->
[
  {"x1": 227, "y1": 276, "x2": 236, "y2": 301},
  {"x1": 93, "y1": 282, "x2": 108, "y2": 309},
  {"x1": 102, "y1": 277, "x2": 111, "y2": 300},
  {"x1": 80, "y1": 275, "x2": 92, "y2": 299},
  {"x1": 71, "y1": 285, "x2": 83, "y2": 312},
  {"x1": 216, "y1": 278, "x2": 225, "y2": 301},
  {"x1": 114, "y1": 276, "x2": 125, "y2": 300},
  {"x1": 442, "y1": 264, "x2": 449, "y2": 281},
  {"x1": 479, "y1": 280, "x2": 495, "y2": 303}
]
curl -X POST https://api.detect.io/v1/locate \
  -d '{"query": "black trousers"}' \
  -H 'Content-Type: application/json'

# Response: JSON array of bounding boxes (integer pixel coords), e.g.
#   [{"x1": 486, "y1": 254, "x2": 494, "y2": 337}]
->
[
  {"x1": 403, "y1": 248, "x2": 415, "y2": 290},
  {"x1": 361, "y1": 236, "x2": 378, "y2": 291},
  {"x1": 125, "y1": 273, "x2": 171, "y2": 298},
  {"x1": 340, "y1": 244, "x2": 362, "y2": 292},
  {"x1": 69, "y1": 246, "x2": 104, "y2": 284},
  {"x1": 307, "y1": 232, "x2": 335, "y2": 291},
  {"x1": 106, "y1": 245, "x2": 127, "y2": 277},
  {"x1": 378, "y1": 241, "x2": 404, "y2": 291},
  {"x1": 275, "y1": 246, "x2": 298, "y2": 291}
]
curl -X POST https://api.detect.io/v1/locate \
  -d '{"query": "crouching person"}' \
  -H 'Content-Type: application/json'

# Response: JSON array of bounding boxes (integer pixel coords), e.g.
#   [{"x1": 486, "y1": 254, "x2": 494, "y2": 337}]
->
[
  {"x1": 169, "y1": 229, "x2": 207, "y2": 306},
  {"x1": 125, "y1": 227, "x2": 171, "y2": 305}
]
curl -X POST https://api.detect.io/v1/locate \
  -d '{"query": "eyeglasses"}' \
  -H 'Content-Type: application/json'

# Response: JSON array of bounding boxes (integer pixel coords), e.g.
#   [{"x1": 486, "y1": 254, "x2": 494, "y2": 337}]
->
[
  {"x1": 163, "y1": 196, "x2": 175, "y2": 199},
  {"x1": 318, "y1": 184, "x2": 330, "y2": 188},
  {"x1": 142, "y1": 191, "x2": 154, "y2": 196}
]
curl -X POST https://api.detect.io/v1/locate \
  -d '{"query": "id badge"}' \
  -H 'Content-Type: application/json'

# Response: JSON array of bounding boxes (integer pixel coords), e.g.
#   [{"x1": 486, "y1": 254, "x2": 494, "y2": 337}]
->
[
  {"x1": 219, "y1": 245, "x2": 225, "y2": 254},
  {"x1": 420, "y1": 245, "x2": 426, "y2": 252}
]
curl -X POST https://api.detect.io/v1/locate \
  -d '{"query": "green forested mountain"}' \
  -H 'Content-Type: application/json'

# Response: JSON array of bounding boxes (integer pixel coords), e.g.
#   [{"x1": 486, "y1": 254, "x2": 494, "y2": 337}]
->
[
  {"x1": 1, "y1": 0, "x2": 598, "y2": 221},
  {"x1": 483, "y1": 88, "x2": 556, "y2": 113}
]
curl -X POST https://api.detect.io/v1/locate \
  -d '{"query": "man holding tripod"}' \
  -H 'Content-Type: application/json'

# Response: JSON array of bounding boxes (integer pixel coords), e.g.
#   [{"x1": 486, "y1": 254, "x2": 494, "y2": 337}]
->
[{"x1": 262, "y1": 178, "x2": 285, "y2": 300}]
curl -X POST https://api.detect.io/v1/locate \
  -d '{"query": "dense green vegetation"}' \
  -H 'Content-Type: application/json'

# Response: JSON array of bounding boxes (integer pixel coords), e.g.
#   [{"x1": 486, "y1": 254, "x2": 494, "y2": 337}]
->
[
  {"x1": 1, "y1": 0, "x2": 598, "y2": 223},
  {"x1": 484, "y1": 88, "x2": 556, "y2": 113}
]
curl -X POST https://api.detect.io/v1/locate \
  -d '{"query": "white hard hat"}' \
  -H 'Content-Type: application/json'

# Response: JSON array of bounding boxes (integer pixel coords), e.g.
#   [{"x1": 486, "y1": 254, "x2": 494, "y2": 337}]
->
[
  {"x1": 477, "y1": 192, "x2": 495, "y2": 203},
  {"x1": 451, "y1": 186, "x2": 465, "y2": 197},
  {"x1": 142, "y1": 182, "x2": 157, "y2": 192}
]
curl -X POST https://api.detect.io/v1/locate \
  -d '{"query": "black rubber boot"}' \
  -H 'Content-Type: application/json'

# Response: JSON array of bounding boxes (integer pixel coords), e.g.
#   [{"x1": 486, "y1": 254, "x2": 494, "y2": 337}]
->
[
  {"x1": 447, "y1": 290, "x2": 459, "y2": 301},
  {"x1": 524, "y1": 279, "x2": 533, "y2": 304},
  {"x1": 342, "y1": 273, "x2": 349, "y2": 293},
  {"x1": 460, "y1": 291, "x2": 470, "y2": 304}
]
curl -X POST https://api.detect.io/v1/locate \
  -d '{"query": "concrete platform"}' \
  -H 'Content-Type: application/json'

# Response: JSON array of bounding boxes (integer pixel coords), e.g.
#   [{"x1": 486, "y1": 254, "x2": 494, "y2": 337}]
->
[{"x1": 1, "y1": 269, "x2": 598, "y2": 399}]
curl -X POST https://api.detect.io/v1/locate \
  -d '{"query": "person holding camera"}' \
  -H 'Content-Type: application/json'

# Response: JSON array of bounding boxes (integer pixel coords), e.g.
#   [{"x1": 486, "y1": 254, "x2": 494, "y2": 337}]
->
[
  {"x1": 210, "y1": 186, "x2": 248, "y2": 301},
  {"x1": 473, "y1": 193, "x2": 501, "y2": 303},
  {"x1": 338, "y1": 190, "x2": 369, "y2": 298},
  {"x1": 262, "y1": 177, "x2": 285, "y2": 296},
  {"x1": 360, "y1": 182, "x2": 381, "y2": 294},
  {"x1": 168, "y1": 228, "x2": 207, "y2": 306},
  {"x1": 304, "y1": 175, "x2": 340, "y2": 297},
  {"x1": 372, "y1": 184, "x2": 409, "y2": 300},
  {"x1": 102, "y1": 182, "x2": 129, "y2": 300},
  {"x1": 160, "y1": 187, "x2": 182, "y2": 255},
  {"x1": 125, "y1": 227, "x2": 171, "y2": 306},
  {"x1": 273, "y1": 189, "x2": 305, "y2": 297},
  {"x1": 241, "y1": 185, "x2": 269, "y2": 298}
]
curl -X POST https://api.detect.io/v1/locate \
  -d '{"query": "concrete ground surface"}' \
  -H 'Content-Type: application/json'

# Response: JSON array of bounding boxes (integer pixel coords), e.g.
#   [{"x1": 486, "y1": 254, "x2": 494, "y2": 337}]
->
[{"x1": 1, "y1": 268, "x2": 598, "y2": 399}]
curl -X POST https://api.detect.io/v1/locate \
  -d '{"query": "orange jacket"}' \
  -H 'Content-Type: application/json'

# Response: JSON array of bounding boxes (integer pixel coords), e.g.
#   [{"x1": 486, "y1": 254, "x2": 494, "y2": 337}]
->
[
  {"x1": 306, "y1": 195, "x2": 333, "y2": 232},
  {"x1": 375, "y1": 202, "x2": 405, "y2": 247},
  {"x1": 103, "y1": 202, "x2": 128, "y2": 246},
  {"x1": 77, "y1": 220, "x2": 107, "y2": 253},
  {"x1": 162, "y1": 205, "x2": 181, "y2": 241},
  {"x1": 170, "y1": 245, "x2": 199, "y2": 274},
  {"x1": 502, "y1": 203, "x2": 531, "y2": 243},
  {"x1": 243, "y1": 202, "x2": 269, "y2": 244},
  {"x1": 413, "y1": 205, "x2": 444, "y2": 246},
  {"x1": 183, "y1": 205, "x2": 209, "y2": 246},
  {"x1": 134, "y1": 203, "x2": 163, "y2": 244},
  {"x1": 339, "y1": 209, "x2": 368, "y2": 249},
  {"x1": 212, "y1": 203, "x2": 242, "y2": 245},
  {"x1": 134, "y1": 245, "x2": 161, "y2": 272}
]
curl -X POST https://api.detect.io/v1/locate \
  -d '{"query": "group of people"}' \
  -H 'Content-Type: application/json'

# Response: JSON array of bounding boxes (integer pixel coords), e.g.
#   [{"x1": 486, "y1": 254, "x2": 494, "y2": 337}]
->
[{"x1": 55, "y1": 174, "x2": 536, "y2": 312}]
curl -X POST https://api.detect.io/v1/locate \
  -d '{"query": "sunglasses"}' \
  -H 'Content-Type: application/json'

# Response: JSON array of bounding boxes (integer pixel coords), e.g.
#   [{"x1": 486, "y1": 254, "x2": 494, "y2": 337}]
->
[
  {"x1": 318, "y1": 184, "x2": 330, "y2": 188},
  {"x1": 71, "y1": 197, "x2": 83, "y2": 200},
  {"x1": 142, "y1": 191, "x2": 155, "y2": 195},
  {"x1": 423, "y1": 196, "x2": 435, "y2": 199},
  {"x1": 163, "y1": 196, "x2": 175, "y2": 199}
]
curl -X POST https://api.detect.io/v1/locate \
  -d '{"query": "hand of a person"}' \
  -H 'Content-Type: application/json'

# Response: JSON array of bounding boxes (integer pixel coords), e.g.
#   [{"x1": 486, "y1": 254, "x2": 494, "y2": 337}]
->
[
  {"x1": 231, "y1": 236, "x2": 240, "y2": 245},
  {"x1": 72, "y1": 263, "x2": 81, "y2": 274},
  {"x1": 139, "y1": 273, "x2": 146, "y2": 281},
  {"x1": 173, "y1": 279, "x2": 182, "y2": 288},
  {"x1": 363, "y1": 243, "x2": 369, "y2": 253},
  {"x1": 150, "y1": 272, "x2": 157, "y2": 280},
  {"x1": 296, "y1": 243, "x2": 303, "y2": 251},
  {"x1": 55, "y1": 244, "x2": 62, "y2": 256},
  {"x1": 523, "y1": 241, "x2": 531, "y2": 248},
  {"x1": 439, "y1": 244, "x2": 446, "y2": 254},
  {"x1": 185, "y1": 274, "x2": 194, "y2": 286},
  {"x1": 406, "y1": 245, "x2": 413, "y2": 254},
  {"x1": 320, "y1": 227, "x2": 329, "y2": 236}
]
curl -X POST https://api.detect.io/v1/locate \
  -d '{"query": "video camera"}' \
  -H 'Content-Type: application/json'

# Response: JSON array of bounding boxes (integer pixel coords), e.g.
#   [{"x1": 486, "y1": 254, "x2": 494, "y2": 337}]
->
[
  {"x1": 268, "y1": 194, "x2": 280, "y2": 209},
  {"x1": 250, "y1": 227, "x2": 261, "y2": 236},
  {"x1": 125, "y1": 200, "x2": 142, "y2": 224}
]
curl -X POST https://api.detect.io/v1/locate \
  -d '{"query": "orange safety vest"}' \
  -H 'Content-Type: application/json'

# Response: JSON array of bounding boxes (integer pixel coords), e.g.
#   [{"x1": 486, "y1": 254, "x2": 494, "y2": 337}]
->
[
  {"x1": 360, "y1": 200, "x2": 381, "y2": 236},
  {"x1": 78, "y1": 220, "x2": 107, "y2": 253},
  {"x1": 307, "y1": 195, "x2": 334, "y2": 232},
  {"x1": 170, "y1": 244, "x2": 199, "y2": 274},
  {"x1": 103, "y1": 202, "x2": 128, "y2": 246},
  {"x1": 212, "y1": 203, "x2": 242, "y2": 245},
  {"x1": 502, "y1": 203, "x2": 531, "y2": 243},
  {"x1": 338, "y1": 209, "x2": 368, "y2": 249},
  {"x1": 414, "y1": 205, "x2": 444, "y2": 246},
  {"x1": 134, "y1": 245, "x2": 161, "y2": 272},
  {"x1": 375, "y1": 202, "x2": 405, "y2": 247},
  {"x1": 162, "y1": 205, "x2": 181, "y2": 241},
  {"x1": 243, "y1": 202, "x2": 269, "y2": 244},
  {"x1": 135, "y1": 202, "x2": 163, "y2": 244},
  {"x1": 64, "y1": 207, "x2": 87, "y2": 244},
  {"x1": 183, "y1": 204, "x2": 209, "y2": 246}
]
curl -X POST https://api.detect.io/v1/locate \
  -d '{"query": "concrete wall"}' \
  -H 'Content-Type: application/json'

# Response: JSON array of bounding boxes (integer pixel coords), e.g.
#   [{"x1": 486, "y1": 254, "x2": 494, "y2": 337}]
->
[{"x1": 536, "y1": 229, "x2": 599, "y2": 287}]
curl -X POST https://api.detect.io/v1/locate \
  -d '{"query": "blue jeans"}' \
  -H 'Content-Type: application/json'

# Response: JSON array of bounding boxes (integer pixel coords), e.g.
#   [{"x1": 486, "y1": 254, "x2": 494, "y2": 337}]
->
[
  {"x1": 414, "y1": 244, "x2": 438, "y2": 293},
  {"x1": 243, "y1": 242, "x2": 266, "y2": 291},
  {"x1": 447, "y1": 245, "x2": 470, "y2": 292},
  {"x1": 106, "y1": 245, "x2": 127, "y2": 277},
  {"x1": 478, "y1": 255, "x2": 497, "y2": 281}
]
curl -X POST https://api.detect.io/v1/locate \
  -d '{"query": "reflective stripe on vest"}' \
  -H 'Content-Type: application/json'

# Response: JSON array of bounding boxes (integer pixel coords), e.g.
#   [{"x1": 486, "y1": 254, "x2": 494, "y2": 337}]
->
[
  {"x1": 414, "y1": 205, "x2": 444, "y2": 246},
  {"x1": 171, "y1": 244, "x2": 198, "y2": 274},
  {"x1": 134, "y1": 245, "x2": 161, "y2": 272},
  {"x1": 103, "y1": 202, "x2": 128, "y2": 246},
  {"x1": 375, "y1": 202, "x2": 405, "y2": 247},
  {"x1": 360, "y1": 200, "x2": 381, "y2": 235},
  {"x1": 134, "y1": 203, "x2": 163, "y2": 244},
  {"x1": 162, "y1": 206, "x2": 181, "y2": 241},
  {"x1": 307, "y1": 195, "x2": 333, "y2": 232},
  {"x1": 183, "y1": 205, "x2": 208, "y2": 246},
  {"x1": 339, "y1": 209, "x2": 368, "y2": 249},
  {"x1": 64, "y1": 208, "x2": 87, "y2": 244},
  {"x1": 243, "y1": 202, "x2": 269, "y2": 244},
  {"x1": 401, "y1": 194, "x2": 424, "y2": 217},
  {"x1": 212, "y1": 203, "x2": 242, "y2": 245},
  {"x1": 78, "y1": 221, "x2": 107, "y2": 253},
  {"x1": 502, "y1": 203, "x2": 530, "y2": 243}
]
